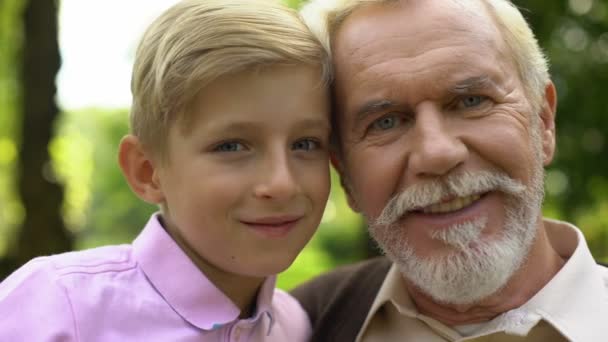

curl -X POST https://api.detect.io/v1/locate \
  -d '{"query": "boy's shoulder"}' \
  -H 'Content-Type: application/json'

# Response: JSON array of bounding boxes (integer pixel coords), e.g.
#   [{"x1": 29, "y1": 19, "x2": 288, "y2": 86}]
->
[
  {"x1": 1, "y1": 244, "x2": 139, "y2": 301},
  {"x1": 44, "y1": 243, "x2": 136, "y2": 276},
  {"x1": 271, "y1": 287, "x2": 309, "y2": 316},
  {"x1": 263, "y1": 287, "x2": 313, "y2": 341},
  {"x1": 0, "y1": 244, "x2": 142, "y2": 340},
  {"x1": 6, "y1": 243, "x2": 137, "y2": 283}
]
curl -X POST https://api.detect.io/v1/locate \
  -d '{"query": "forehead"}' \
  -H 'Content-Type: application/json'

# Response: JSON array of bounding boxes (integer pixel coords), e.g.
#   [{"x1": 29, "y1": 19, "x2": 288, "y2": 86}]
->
[
  {"x1": 170, "y1": 64, "x2": 330, "y2": 136},
  {"x1": 332, "y1": 0, "x2": 511, "y2": 111},
  {"x1": 334, "y1": 0, "x2": 500, "y2": 61}
]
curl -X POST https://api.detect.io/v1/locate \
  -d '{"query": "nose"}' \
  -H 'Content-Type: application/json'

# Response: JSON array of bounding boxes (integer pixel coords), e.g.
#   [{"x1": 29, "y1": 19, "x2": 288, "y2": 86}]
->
[
  {"x1": 408, "y1": 103, "x2": 467, "y2": 178},
  {"x1": 253, "y1": 150, "x2": 299, "y2": 200}
]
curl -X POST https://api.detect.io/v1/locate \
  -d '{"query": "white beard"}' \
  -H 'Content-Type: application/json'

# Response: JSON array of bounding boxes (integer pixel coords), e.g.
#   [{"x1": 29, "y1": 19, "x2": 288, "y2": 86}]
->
[{"x1": 367, "y1": 165, "x2": 545, "y2": 305}]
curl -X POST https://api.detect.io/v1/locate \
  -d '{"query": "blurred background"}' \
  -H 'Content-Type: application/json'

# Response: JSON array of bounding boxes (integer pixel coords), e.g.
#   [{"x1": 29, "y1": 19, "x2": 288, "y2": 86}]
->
[{"x1": 0, "y1": 0, "x2": 606, "y2": 289}]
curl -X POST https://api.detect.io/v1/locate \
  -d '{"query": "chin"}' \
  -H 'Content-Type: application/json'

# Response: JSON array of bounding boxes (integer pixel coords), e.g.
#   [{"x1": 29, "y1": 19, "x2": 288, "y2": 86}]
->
[{"x1": 244, "y1": 259, "x2": 295, "y2": 278}]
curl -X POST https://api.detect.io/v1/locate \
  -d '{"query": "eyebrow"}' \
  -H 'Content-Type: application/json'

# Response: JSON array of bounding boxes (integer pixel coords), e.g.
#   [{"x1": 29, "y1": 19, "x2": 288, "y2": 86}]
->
[
  {"x1": 213, "y1": 117, "x2": 330, "y2": 132},
  {"x1": 355, "y1": 99, "x2": 399, "y2": 122},
  {"x1": 449, "y1": 75, "x2": 496, "y2": 94},
  {"x1": 351, "y1": 75, "x2": 497, "y2": 122}
]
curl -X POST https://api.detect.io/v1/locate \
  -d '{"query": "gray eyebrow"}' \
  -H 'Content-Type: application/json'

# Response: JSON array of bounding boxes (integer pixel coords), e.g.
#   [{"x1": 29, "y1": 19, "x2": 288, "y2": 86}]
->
[
  {"x1": 355, "y1": 99, "x2": 398, "y2": 122},
  {"x1": 351, "y1": 76, "x2": 495, "y2": 123},
  {"x1": 449, "y1": 75, "x2": 494, "y2": 94}
]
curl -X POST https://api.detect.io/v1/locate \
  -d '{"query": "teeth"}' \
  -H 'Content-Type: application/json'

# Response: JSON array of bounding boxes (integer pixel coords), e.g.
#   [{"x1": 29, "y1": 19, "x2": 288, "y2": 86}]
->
[{"x1": 422, "y1": 194, "x2": 481, "y2": 214}]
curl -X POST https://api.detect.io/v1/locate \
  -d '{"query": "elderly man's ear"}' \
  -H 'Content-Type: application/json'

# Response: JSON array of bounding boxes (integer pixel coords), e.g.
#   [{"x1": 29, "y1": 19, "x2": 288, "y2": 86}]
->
[
  {"x1": 330, "y1": 153, "x2": 361, "y2": 213},
  {"x1": 540, "y1": 81, "x2": 558, "y2": 166}
]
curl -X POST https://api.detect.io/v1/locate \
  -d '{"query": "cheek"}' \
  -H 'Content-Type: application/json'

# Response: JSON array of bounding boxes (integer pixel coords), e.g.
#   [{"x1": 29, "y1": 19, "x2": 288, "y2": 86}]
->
[
  {"x1": 297, "y1": 162, "x2": 331, "y2": 205},
  {"x1": 465, "y1": 123, "x2": 536, "y2": 182},
  {"x1": 345, "y1": 146, "x2": 404, "y2": 217},
  {"x1": 182, "y1": 168, "x2": 248, "y2": 214}
]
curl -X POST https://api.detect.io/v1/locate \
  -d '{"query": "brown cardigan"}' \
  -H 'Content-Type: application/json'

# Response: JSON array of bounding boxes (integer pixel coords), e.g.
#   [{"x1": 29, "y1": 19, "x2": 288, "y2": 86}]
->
[
  {"x1": 292, "y1": 257, "x2": 608, "y2": 342},
  {"x1": 291, "y1": 257, "x2": 392, "y2": 342}
]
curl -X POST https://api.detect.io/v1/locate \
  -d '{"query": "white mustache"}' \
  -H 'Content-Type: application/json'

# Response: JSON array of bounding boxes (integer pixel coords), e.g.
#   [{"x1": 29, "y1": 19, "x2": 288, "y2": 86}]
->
[{"x1": 374, "y1": 170, "x2": 526, "y2": 226}]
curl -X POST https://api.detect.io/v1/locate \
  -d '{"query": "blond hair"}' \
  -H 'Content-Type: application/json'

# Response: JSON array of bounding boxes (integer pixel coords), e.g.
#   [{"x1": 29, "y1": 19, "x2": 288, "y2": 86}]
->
[
  {"x1": 301, "y1": 0, "x2": 549, "y2": 113},
  {"x1": 131, "y1": 0, "x2": 331, "y2": 158}
]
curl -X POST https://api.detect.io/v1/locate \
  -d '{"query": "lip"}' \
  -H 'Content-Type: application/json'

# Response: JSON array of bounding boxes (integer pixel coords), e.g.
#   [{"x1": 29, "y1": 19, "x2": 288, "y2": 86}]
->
[
  {"x1": 240, "y1": 215, "x2": 303, "y2": 238},
  {"x1": 416, "y1": 193, "x2": 482, "y2": 214},
  {"x1": 404, "y1": 191, "x2": 496, "y2": 229}
]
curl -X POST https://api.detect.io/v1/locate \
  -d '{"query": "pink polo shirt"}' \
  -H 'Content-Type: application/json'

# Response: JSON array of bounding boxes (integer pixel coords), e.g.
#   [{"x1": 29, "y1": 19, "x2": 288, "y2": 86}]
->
[{"x1": 0, "y1": 214, "x2": 311, "y2": 341}]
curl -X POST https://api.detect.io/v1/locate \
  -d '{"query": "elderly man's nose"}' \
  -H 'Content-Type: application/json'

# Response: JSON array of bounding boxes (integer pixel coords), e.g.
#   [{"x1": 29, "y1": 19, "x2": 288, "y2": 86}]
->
[{"x1": 408, "y1": 106, "x2": 467, "y2": 178}]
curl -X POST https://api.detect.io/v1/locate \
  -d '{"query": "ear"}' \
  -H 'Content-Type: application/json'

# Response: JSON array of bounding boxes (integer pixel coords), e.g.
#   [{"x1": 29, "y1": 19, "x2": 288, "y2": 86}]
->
[
  {"x1": 538, "y1": 81, "x2": 557, "y2": 166},
  {"x1": 331, "y1": 152, "x2": 360, "y2": 213},
  {"x1": 118, "y1": 135, "x2": 165, "y2": 204}
]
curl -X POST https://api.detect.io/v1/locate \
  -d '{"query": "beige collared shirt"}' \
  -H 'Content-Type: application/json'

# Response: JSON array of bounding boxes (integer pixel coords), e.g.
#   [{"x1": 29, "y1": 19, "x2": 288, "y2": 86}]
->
[{"x1": 357, "y1": 219, "x2": 608, "y2": 342}]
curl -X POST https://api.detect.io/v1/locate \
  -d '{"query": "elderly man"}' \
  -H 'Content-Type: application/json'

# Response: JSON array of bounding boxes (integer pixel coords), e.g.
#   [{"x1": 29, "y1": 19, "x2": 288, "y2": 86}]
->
[{"x1": 292, "y1": 0, "x2": 608, "y2": 341}]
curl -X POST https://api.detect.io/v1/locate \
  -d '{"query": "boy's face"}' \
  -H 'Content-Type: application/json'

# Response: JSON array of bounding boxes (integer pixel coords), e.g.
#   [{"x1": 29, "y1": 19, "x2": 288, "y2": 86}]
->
[{"x1": 155, "y1": 64, "x2": 331, "y2": 280}]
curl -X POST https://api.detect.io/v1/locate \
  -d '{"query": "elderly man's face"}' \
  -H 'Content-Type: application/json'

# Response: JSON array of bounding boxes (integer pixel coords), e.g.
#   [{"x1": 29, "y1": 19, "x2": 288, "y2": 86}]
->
[{"x1": 332, "y1": 0, "x2": 556, "y2": 304}]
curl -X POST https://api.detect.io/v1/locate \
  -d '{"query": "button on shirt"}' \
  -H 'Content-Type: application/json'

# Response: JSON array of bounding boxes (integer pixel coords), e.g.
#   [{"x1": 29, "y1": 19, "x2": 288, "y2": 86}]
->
[
  {"x1": 0, "y1": 214, "x2": 311, "y2": 341},
  {"x1": 357, "y1": 219, "x2": 608, "y2": 342}
]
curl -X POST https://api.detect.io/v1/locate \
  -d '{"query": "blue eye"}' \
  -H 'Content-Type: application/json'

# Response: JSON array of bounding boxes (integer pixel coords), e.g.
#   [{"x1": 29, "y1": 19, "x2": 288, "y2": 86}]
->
[
  {"x1": 372, "y1": 115, "x2": 399, "y2": 131},
  {"x1": 214, "y1": 141, "x2": 245, "y2": 152},
  {"x1": 293, "y1": 139, "x2": 319, "y2": 151},
  {"x1": 460, "y1": 95, "x2": 484, "y2": 108}
]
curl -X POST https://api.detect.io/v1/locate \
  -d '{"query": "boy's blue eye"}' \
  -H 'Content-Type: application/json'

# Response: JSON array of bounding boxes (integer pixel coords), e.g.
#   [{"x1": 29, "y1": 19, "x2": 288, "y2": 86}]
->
[
  {"x1": 292, "y1": 138, "x2": 319, "y2": 151},
  {"x1": 214, "y1": 141, "x2": 245, "y2": 152}
]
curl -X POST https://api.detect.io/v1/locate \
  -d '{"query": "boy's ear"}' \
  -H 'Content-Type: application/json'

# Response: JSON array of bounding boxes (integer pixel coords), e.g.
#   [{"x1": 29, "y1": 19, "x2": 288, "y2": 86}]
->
[
  {"x1": 539, "y1": 81, "x2": 557, "y2": 166},
  {"x1": 330, "y1": 152, "x2": 360, "y2": 213},
  {"x1": 118, "y1": 135, "x2": 164, "y2": 204}
]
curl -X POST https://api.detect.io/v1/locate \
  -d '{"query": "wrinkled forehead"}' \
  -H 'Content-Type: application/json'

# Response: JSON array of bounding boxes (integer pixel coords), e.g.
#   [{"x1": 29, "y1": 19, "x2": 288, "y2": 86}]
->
[{"x1": 332, "y1": 0, "x2": 504, "y2": 75}]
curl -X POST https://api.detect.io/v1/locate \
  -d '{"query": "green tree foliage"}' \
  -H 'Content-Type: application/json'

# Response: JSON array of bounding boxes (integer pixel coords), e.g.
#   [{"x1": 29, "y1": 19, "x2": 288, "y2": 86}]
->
[
  {"x1": 0, "y1": 0, "x2": 23, "y2": 265},
  {"x1": 0, "y1": 0, "x2": 72, "y2": 278},
  {"x1": 16, "y1": 0, "x2": 71, "y2": 265},
  {"x1": 514, "y1": 0, "x2": 608, "y2": 260}
]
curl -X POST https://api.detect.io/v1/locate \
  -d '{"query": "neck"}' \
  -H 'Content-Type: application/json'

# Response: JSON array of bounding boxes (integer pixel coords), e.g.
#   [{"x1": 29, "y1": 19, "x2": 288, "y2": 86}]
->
[
  {"x1": 160, "y1": 217, "x2": 265, "y2": 318},
  {"x1": 207, "y1": 268, "x2": 264, "y2": 319},
  {"x1": 181, "y1": 238, "x2": 265, "y2": 318},
  {"x1": 406, "y1": 220, "x2": 566, "y2": 326}
]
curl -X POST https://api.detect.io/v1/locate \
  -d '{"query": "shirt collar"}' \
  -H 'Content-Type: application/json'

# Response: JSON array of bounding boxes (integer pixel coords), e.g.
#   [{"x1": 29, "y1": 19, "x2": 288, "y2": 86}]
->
[
  {"x1": 520, "y1": 219, "x2": 608, "y2": 341},
  {"x1": 132, "y1": 214, "x2": 277, "y2": 331},
  {"x1": 356, "y1": 262, "x2": 422, "y2": 341}
]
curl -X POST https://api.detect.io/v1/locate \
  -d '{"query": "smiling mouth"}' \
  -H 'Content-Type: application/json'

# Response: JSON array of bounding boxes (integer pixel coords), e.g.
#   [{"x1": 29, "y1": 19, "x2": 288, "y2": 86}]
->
[
  {"x1": 417, "y1": 194, "x2": 483, "y2": 214},
  {"x1": 241, "y1": 216, "x2": 302, "y2": 226},
  {"x1": 243, "y1": 220, "x2": 299, "y2": 228},
  {"x1": 240, "y1": 217, "x2": 303, "y2": 238}
]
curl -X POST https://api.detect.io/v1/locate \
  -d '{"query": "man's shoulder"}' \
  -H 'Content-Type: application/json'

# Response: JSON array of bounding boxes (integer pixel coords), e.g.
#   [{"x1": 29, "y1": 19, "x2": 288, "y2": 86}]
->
[
  {"x1": 292, "y1": 256, "x2": 391, "y2": 300},
  {"x1": 290, "y1": 256, "x2": 392, "y2": 341}
]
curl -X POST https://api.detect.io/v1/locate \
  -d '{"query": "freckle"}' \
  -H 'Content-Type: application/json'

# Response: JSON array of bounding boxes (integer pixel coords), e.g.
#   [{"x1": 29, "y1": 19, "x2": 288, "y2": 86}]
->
[{"x1": 231, "y1": 255, "x2": 236, "y2": 260}]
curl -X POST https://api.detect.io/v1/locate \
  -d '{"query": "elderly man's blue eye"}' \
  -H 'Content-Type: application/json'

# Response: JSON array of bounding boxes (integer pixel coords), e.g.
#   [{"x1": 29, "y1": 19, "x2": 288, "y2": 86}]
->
[
  {"x1": 373, "y1": 116, "x2": 397, "y2": 130},
  {"x1": 462, "y1": 96, "x2": 484, "y2": 107}
]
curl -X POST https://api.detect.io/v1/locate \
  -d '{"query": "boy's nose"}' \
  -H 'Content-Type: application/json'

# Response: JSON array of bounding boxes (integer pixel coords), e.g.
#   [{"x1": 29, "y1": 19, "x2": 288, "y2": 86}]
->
[{"x1": 253, "y1": 153, "x2": 299, "y2": 200}]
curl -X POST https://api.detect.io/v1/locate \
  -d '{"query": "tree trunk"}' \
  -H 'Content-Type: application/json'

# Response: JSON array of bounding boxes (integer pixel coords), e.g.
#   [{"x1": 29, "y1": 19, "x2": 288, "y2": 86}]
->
[{"x1": 13, "y1": 0, "x2": 72, "y2": 270}]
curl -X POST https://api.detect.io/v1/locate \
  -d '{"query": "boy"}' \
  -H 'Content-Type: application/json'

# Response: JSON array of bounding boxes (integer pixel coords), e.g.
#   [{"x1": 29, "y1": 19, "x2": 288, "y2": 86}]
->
[{"x1": 0, "y1": 0, "x2": 331, "y2": 340}]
